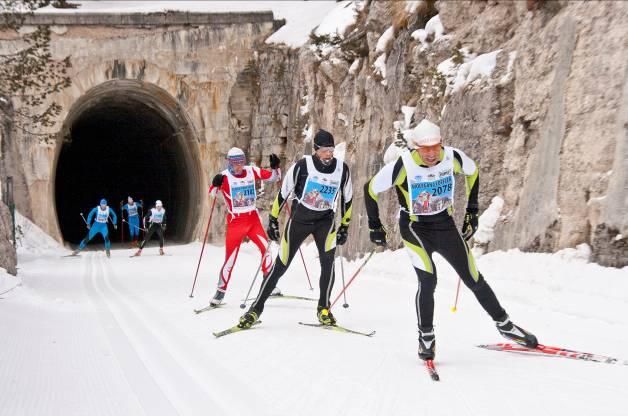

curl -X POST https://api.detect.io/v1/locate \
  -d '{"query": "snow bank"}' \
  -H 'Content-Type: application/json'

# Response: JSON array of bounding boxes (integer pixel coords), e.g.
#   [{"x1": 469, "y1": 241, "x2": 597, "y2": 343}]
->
[
  {"x1": 15, "y1": 211, "x2": 65, "y2": 256},
  {"x1": 411, "y1": 14, "x2": 446, "y2": 49},
  {"x1": 376, "y1": 26, "x2": 394, "y2": 53},
  {"x1": 437, "y1": 49, "x2": 500, "y2": 95},
  {"x1": 313, "y1": 1, "x2": 357, "y2": 38},
  {"x1": 474, "y1": 196, "x2": 504, "y2": 245},
  {"x1": 372, "y1": 54, "x2": 387, "y2": 81},
  {"x1": 451, "y1": 49, "x2": 500, "y2": 93},
  {"x1": 0, "y1": 267, "x2": 21, "y2": 295}
]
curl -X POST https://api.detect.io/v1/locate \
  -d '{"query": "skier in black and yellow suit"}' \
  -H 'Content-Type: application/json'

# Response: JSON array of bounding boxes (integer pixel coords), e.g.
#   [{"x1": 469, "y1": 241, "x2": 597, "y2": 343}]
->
[{"x1": 364, "y1": 120, "x2": 538, "y2": 361}]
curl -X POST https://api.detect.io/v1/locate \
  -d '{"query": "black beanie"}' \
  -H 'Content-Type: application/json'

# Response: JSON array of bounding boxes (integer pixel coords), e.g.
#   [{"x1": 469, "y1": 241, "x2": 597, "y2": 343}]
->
[{"x1": 313, "y1": 129, "x2": 334, "y2": 149}]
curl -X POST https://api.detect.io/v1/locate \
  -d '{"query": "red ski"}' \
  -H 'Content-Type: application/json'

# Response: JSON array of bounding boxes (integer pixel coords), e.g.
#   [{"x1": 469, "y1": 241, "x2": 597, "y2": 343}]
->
[
  {"x1": 424, "y1": 359, "x2": 440, "y2": 381},
  {"x1": 477, "y1": 343, "x2": 628, "y2": 366}
]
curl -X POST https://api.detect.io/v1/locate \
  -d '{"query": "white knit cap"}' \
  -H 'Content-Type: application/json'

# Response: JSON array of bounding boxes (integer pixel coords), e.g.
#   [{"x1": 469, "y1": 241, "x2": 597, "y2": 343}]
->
[
  {"x1": 155, "y1": 200, "x2": 163, "y2": 207},
  {"x1": 404, "y1": 119, "x2": 442, "y2": 148}
]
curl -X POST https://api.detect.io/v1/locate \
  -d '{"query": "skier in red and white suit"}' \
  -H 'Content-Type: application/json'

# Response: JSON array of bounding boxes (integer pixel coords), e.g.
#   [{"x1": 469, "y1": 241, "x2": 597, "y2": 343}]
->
[{"x1": 207, "y1": 147, "x2": 281, "y2": 305}]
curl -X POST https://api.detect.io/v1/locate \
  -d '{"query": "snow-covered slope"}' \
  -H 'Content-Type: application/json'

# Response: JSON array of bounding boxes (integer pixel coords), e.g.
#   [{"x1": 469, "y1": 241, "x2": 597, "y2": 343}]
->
[{"x1": 1, "y1": 239, "x2": 626, "y2": 415}]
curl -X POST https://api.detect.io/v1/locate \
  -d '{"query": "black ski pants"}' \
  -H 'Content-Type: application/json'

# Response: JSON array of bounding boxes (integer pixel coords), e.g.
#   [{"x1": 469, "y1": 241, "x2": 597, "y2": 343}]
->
[
  {"x1": 399, "y1": 213, "x2": 506, "y2": 330},
  {"x1": 251, "y1": 215, "x2": 336, "y2": 314},
  {"x1": 140, "y1": 223, "x2": 165, "y2": 249}
]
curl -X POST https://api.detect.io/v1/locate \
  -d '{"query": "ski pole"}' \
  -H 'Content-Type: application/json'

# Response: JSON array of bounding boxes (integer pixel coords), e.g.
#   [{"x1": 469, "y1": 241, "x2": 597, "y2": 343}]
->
[
  {"x1": 123, "y1": 219, "x2": 148, "y2": 232},
  {"x1": 79, "y1": 213, "x2": 88, "y2": 225},
  {"x1": 285, "y1": 202, "x2": 313, "y2": 291},
  {"x1": 451, "y1": 278, "x2": 462, "y2": 312},
  {"x1": 330, "y1": 248, "x2": 376, "y2": 309},
  {"x1": 338, "y1": 245, "x2": 349, "y2": 308},
  {"x1": 120, "y1": 201, "x2": 124, "y2": 242},
  {"x1": 189, "y1": 195, "x2": 217, "y2": 298},
  {"x1": 240, "y1": 240, "x2": 273, "y2": 309}
]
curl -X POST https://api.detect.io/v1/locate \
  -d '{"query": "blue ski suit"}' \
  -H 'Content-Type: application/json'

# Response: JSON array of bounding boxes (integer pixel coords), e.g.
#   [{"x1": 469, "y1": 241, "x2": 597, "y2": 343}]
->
[
  {"x1": 122, "y1": 202, "x2": 143, "y2": 239},
  {"x1": 79, "y1": 206, "x2": 118, "y2": 250}
]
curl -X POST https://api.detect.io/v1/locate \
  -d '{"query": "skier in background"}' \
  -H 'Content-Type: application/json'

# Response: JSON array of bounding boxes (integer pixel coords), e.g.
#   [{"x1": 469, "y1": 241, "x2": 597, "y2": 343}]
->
[
  {"x1": 207, "y1": 147, "x2": 281, "y2": 306},
  {"x1": 72, "y1": 198, "x2": 117, "y2": 257},
  {"x1": 121, "y1": 196, "x2": 143, "y2": 247},
  {"x1": 133, "y1": 200, "x2": 167, "y2": 256},
  {"x1": 238, "y1": 129, "x2": 353, "y2": 329},
  {"x1": 364, "y1": 119, "x2": 538, "y2": 361}
]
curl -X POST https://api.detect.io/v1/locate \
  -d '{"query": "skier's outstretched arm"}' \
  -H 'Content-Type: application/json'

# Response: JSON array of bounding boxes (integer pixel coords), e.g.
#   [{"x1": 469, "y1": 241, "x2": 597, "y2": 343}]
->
[
  {"x1": 453, "y1": 148, "x2": 479, "y2": 212},
  {"x1": 364, "y1": 158, "x2": 404, "y2": 228},
  {"x1": 269, "y1": 162, "x2": 298, "y2": 219},
  {"x1": 339, "y1": 163, "x2": 353, "y2": 226},
  {"x1": 86, "y1": 207, "x2": 97, "y2": 225},
  {"x1": 109, "y1": 208, "x2": 118, "y2": 225}
]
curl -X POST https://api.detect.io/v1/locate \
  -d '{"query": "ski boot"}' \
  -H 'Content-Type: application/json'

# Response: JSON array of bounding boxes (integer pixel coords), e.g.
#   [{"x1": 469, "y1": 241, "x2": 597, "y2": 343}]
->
[
  {"x1": 317, "y1": 306, "x2": 336, "y2": 326},
  {"x1": 418, "y1": 326, "x2": 436, "y2": 360},
  {"x1": 209, "y1": 290, "x2": 225, "y2": 307},
  {"x1": 270, "y1": 286, "x2": 282, "y2": 296},
  {"x1": 159, "y1": 248, "x2": 164, "y2": 256},
  {"x1": 495, "y1": 314, "x2": 538, "y2": 348},
  {"x1": 70, "y1": 249, "x2": 80, "y2": 257},
  {"x1": 106, "y1": 249, "x2": 111, "y2": 258},
  {"x1": 238, "y1": 310, "x2": 259, "y2": 329},
  {"x1": 132, "y1": 249, "x2": 142, "y2": 257}
]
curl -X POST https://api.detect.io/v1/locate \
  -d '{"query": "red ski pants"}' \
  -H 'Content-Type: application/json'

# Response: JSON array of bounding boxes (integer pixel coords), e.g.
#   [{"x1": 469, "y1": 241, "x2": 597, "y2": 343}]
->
[{"x1": 216, "y1": 211, "x2": 272, "y2": 292}]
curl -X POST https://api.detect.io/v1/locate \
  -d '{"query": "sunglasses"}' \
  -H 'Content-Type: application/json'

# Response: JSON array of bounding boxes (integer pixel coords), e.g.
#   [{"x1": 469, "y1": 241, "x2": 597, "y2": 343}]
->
[{"x1": 316, "y1": 146, "x2": 335, "y2": 152}]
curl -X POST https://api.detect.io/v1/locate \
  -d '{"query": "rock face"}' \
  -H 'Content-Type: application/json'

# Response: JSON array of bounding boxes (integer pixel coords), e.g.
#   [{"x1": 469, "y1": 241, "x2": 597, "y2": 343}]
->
[
  {"x1": 248, "y1": 1, "x2": 628, "y2": 267},
  {"x1": 2, "y1": 2, "x2": 627, "y2": 268}
]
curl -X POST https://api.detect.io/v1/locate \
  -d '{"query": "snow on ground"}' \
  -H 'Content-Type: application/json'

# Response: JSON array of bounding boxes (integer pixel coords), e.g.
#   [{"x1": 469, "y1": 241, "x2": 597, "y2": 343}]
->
[
  {"x1": 1, "y1": 231, "x2": 627, "y2": 415},
  {"x1": 36, "y1": 1, "x2": 340, "y2": 48}
]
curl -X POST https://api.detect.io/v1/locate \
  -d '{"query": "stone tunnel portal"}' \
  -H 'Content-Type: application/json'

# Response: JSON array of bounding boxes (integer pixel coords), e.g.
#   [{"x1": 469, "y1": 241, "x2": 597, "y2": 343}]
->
[{"x1": 54, "y1": 80, "x2": 202, "y2": 246}]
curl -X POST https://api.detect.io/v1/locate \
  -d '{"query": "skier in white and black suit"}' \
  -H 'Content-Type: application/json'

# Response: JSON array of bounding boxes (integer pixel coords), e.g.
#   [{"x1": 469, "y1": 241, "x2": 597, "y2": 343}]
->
[
  {"x1": 364, "y1": 120, "x2": 538, "y2": 361},
  {"x1": 133, "y1": 200, "x2": 167, "y2": 256},
  {"x1": 238, "y1": 129, "x2": 353, "y2": 329}
]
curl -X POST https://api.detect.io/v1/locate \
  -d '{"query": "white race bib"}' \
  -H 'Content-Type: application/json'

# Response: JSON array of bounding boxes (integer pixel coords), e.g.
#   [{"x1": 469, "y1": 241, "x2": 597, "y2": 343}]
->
[
  {"x1": 299, "y1": 156, "x2": 343, "y2": 212},
  {"x1": 226, "y1": 167, "x2": 257, "y2": 214},
  {"x1": 401, "y1": 148, "x2": 455, "y2": 216},
  {"x1": 96, "y1": 207, "x2": 109, "y2": 223}
]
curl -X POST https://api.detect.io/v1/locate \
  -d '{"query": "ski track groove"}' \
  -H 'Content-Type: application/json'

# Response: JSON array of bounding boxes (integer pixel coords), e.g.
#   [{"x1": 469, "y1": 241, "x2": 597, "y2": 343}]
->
[
  {"x1": 85, "y1": 253, "x2": 179, "y2": 416},
  {"x1": 100, "y1": 254, "x2": 267, "y2": 415}
]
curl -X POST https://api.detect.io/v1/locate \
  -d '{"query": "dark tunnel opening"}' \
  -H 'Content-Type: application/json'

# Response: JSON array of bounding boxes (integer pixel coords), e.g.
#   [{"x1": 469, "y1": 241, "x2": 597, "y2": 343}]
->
[{"x1": 54, "y1": 86, "x2": 199, "y2": 247}]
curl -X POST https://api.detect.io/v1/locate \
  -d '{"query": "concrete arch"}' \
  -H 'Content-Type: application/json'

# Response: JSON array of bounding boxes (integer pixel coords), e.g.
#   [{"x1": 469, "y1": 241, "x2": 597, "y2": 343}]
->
[{"x1": 52, "y1": 79, "x2": 203, "y2": 244}]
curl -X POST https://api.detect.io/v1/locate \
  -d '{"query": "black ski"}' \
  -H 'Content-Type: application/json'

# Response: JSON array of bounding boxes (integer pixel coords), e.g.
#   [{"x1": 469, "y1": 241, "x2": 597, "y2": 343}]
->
[
  {"x1": 424, "y1": 359, "x2": 440, "y2": 381},
  {"x1": 194, "y1": 303, "x2": 227, "y2": 314},
  {"x1": 212, "y1": 321, "x2": 261, "y2": 338},
  {"x1": 298, "y1": 322, "x2": 375, "y2": 337}
]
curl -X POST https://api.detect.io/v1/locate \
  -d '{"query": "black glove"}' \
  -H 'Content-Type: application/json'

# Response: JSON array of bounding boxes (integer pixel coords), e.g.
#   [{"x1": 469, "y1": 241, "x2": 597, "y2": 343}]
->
[
  {"x1": 212, "y1": 174, "x2": 224, "y2": 187},
  {"x1": 369, "y1": 226, "x2": 387, "y2": 246},
  {"x1": 162, "y1": 224, "x2": 167, "y2": 231},
  {"x1": 269, "y1": 153, "x2": 281, "y2": 169},
  {"x1": 461, "y1": 211, "x2": 479, "y2": 241},
  {"x1": 113, "y1": 224, "x2": 117, "y2": 230},
  {"x1": 336, "y1": 224, "x2": 348, "y2": 245},
  {"x1": 86, "y1": 224, "x2": 91, "y2": 230},
  {"x1": 267, "y1": 216, "x2": 280, "y2": 242}
]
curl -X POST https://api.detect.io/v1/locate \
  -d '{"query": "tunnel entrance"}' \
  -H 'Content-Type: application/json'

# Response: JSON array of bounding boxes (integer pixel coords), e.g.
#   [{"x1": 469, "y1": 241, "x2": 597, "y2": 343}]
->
[{"x1": 54, "y1": 80, "x2": 202, "y2": 246}]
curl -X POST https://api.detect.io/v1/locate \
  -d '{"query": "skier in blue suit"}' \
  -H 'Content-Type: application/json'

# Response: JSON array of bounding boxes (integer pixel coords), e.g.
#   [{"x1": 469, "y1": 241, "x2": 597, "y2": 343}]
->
[
  {"x1": 121, "y1": 196, "x2": 143, "y2": 247},
  {"x1": 72, "y1": 199, "x2": 117, "y2": 257}
]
